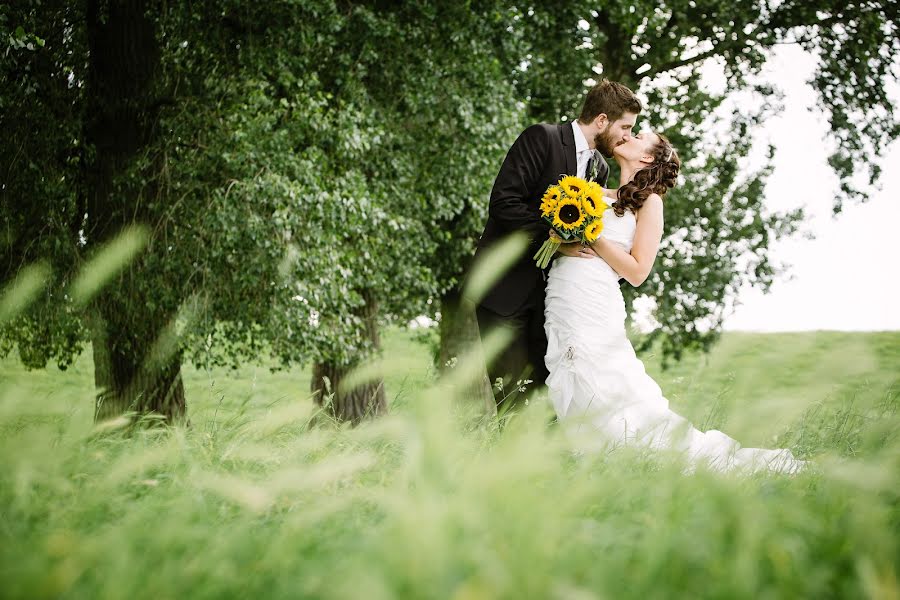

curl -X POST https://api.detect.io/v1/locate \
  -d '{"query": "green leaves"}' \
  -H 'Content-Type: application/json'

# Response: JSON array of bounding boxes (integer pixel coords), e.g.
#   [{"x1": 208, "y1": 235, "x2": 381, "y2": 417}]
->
[{"x1": 7, "y1": 24, "x2": 44, "y2": 51}]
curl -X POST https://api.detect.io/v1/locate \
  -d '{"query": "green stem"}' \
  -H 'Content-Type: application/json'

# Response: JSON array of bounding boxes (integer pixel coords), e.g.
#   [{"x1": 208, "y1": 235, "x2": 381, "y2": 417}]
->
[{"x1": 534, "y1": 240, "x2": 560, "y2": 269}]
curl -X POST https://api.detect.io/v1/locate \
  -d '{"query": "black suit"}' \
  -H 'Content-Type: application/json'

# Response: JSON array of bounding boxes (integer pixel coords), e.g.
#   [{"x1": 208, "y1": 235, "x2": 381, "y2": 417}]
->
[{"x1": 471, "y1": 122, "x2": 609, "y2": 409}]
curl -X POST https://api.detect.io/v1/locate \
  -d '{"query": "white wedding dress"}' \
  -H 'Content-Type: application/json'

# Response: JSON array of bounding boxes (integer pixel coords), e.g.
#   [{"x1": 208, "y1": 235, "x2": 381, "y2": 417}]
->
[{"x1": 544, "y1": 206, "x2": 806, "y2": 474}]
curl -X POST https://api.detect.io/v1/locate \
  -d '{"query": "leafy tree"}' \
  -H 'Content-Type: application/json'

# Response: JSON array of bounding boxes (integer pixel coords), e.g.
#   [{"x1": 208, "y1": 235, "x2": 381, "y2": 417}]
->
[
  {"x1": 1, "y1": 0, "x2": 524, "y2": 422},
  {"x1": 1, "y1": 1, "x2": 87, "y2": 370},
  {"x1": 164, "y1": 1, "x2": 529, "y2": 420},
  {"x1": 2, "y1": 0, "x2": 414, "y2": 422}
]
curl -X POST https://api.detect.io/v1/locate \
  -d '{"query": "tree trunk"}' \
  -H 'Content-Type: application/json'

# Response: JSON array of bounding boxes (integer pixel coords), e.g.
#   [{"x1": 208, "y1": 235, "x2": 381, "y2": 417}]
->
[
  {"x1": 310, "y1": 360, "x2": 385, "y2": 424},
  {"x1": 91, "y1": 305, "x2": 186, "y2": 424},
  {"x1": 437, "y1": 287, "x2": 495, "y2": 415},
  {"x1": 87, "y1": 310, "x2": 114, "y2": 419},
  {"x1": 311, "y1": 291, "x2": 386, "y2": 424},
  {"x1": 93, "y1": 349, "x2": 186, "y2": 423},
  {"x1": 81, "y1": 0, "x2": 184, "y2": 424}
]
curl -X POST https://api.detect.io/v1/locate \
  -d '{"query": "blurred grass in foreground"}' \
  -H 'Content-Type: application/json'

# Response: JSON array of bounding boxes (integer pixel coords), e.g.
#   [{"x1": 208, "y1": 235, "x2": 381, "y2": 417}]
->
[{"x1": 1, "y1": 329, "x2": 898, "y2": 599}]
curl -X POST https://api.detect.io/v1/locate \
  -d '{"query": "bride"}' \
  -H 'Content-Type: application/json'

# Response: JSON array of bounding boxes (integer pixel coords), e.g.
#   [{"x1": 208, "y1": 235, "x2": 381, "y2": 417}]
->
[{"x1": 544, "y1": 131, "x2": 806, "y2": 474}]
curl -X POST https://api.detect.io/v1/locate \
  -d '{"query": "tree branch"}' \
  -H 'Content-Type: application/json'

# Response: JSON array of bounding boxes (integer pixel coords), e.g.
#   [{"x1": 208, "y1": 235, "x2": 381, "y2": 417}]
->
[{"x1": 639, "y1": 45, "x2": 720, "y2": 80}]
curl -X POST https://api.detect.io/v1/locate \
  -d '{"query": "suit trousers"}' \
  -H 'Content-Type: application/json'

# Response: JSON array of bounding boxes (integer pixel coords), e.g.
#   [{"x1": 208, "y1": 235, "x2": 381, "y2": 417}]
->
[{"x1": 475, "y1": 280, "x2": 549, "y2": 413}]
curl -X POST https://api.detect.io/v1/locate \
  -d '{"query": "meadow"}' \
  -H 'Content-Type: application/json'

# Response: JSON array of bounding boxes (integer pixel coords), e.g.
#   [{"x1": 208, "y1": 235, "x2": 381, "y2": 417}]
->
[{"x1": 1, "y1": 329, "x2": 898, "y2": 599}]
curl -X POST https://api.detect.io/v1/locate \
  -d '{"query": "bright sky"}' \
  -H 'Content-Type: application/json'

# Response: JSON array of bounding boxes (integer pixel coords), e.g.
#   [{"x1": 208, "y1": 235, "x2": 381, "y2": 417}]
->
[{"x1": 708, "y1": 45, "x2": 900, "y2": 332}]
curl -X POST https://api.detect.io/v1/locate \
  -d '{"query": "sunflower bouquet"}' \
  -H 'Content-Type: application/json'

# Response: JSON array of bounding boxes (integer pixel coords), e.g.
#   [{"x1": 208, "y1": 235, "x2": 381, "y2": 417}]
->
[{"x1": 533, "y1": 175, "x2": 609, "y2": 269}]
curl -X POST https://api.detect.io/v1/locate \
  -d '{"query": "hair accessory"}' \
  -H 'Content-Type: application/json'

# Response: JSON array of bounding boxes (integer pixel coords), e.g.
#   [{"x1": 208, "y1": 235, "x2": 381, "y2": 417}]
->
[{"x1": 664, "y1": 146, "x2": 674, "y2": 162}]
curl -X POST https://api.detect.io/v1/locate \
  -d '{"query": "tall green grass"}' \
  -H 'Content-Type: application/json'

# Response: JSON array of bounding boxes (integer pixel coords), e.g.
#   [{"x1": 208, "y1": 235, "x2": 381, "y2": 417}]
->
[{"x1": 1, "y1": 330, "x2": 898, "y2": 599}]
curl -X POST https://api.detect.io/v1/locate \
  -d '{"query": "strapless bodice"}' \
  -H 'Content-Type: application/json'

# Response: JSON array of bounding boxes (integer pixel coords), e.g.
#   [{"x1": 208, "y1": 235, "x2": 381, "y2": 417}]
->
[
  {"x1": 597, "y1": 205, "x2": 636, "y2": 253},
  {"x1": 549, "y1": 205, "x2": 637, "y2": 282}
]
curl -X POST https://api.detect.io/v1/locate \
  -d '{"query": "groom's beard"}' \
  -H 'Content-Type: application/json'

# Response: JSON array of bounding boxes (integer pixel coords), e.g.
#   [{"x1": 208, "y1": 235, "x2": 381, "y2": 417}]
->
[{"x1": 593, "y1": 129, "x2": 621, "y2": 158}]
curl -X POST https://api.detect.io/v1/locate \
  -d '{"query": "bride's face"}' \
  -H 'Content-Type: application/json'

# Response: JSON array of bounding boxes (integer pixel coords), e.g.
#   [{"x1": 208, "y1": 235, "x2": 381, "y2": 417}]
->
[{"x1": 613, "y1": 131, "x2": 659, "y2": 166}]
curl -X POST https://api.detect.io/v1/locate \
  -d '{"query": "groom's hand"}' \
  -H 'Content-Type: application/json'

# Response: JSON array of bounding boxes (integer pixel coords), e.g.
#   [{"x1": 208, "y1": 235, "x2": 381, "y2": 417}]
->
[{"x1": 557, "y1": 242, "x2": 598, "y2": 258}]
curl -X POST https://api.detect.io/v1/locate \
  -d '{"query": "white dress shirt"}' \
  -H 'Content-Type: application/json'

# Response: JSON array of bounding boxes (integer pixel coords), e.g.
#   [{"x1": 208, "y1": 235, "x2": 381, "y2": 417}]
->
[{"x1": 572, "y1": 121, "x2": 595, "y2": 179}]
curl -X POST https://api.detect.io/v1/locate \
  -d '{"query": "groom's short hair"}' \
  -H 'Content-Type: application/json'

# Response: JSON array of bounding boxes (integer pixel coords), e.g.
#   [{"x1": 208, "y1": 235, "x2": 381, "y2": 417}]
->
[{"x1": 579, "y1": 79, "x2": 642, "y2": 123}]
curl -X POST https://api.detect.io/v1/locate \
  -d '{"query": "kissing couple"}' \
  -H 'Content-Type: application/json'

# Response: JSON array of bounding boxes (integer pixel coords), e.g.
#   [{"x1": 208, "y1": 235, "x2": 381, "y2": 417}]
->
[{"x1": 470, "y1": 79, "x2": 805, "y2": 474}]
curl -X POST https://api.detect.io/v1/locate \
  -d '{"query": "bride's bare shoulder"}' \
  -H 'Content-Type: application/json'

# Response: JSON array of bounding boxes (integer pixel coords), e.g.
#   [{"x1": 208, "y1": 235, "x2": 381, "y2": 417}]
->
[
  {"x1": 643, "y1": 193, "x2": 664, "y2": 207},
  {"x1": 636, "y1": 193, "x2": 664, "y2": 219}
]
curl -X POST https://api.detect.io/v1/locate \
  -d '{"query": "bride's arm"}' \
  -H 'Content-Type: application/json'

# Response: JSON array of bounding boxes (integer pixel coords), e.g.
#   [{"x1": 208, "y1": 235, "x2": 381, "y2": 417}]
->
[{"x1": 590, "y1": 194, "x2": 664, "y2": 286}]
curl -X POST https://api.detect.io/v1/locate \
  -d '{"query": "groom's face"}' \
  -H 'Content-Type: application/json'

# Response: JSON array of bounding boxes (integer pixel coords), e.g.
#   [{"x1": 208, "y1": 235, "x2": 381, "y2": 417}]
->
[{"x1": 594, "y1": 112, "x2": 638, "y2": 158}]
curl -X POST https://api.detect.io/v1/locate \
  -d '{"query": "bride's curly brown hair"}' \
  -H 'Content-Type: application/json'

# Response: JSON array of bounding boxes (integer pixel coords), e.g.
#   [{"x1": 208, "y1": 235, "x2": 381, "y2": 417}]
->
[{"x1": 613, "y1": 133, "x2": 681, "y2": 217}]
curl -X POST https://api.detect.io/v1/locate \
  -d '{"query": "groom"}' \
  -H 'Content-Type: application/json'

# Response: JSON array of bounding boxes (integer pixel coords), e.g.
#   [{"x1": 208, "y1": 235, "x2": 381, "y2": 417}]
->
[{"x1": 471, "y1": 79, "x2": 642, "y2": 412}]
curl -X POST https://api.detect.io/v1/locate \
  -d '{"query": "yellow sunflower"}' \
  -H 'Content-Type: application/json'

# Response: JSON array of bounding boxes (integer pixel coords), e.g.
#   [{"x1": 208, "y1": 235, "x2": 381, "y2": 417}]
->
[
  {"x1": 581, "y1": 182, "x2": 608, "y2": 217},
  {"x1": 559, "y1": 175, "x2": 588, "y2": 198},
  {"x1": 552, "y1": 197, "x2": 585, "y2": 231},
  {"x1": 584, "y1": 219, "x2": 604, "y2": 243},
  {"x1": 540, "y1": 186, "x2": 563, "y2": 217}
]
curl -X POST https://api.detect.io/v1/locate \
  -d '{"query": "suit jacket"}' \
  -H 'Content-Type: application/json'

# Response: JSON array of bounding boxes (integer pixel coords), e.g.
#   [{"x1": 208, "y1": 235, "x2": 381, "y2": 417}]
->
[{"x1": 471, "y1": 122, "x2": 610, "y2": 317}]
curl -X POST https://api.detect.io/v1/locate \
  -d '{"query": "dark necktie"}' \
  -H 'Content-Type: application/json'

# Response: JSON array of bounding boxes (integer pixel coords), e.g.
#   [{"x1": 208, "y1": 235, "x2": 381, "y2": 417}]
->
[{"x1": 586, "y1": 151, "x2": 602, "y2": 182}]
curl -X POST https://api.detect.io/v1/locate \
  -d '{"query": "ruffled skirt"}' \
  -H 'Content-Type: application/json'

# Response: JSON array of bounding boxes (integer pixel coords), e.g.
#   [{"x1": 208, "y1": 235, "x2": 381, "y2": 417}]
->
[{"x1": 544, "y1": 256, "x2": 805, "y2": 474}]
